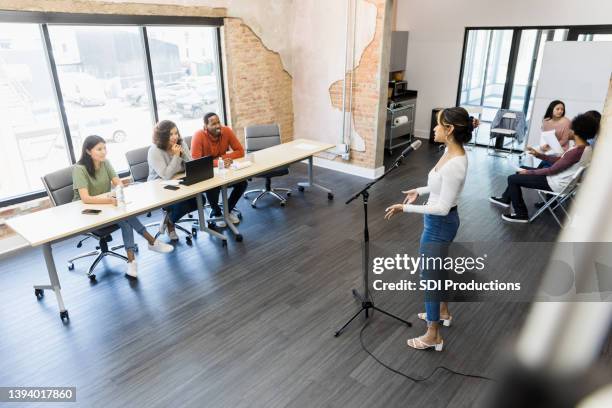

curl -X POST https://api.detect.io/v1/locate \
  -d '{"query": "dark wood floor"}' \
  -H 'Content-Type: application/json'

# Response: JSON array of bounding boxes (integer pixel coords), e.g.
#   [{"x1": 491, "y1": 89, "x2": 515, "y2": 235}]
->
[{"x1": 0, "y1": 145, "x2": 607, "y2": 408}]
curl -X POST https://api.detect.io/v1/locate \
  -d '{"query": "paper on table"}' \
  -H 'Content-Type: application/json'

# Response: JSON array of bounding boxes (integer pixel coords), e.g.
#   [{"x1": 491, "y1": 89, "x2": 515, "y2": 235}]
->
[
  {"x1": 540, "y1": 130, "x2": 563, "y2": 155},
  {"x1": 295, "y1": 143, "x2": 318, "y2": 150},
  {"x1": 161, "y1": 179, "x2": 180, "y2": 186},
  {"x1": 230, "y1": 160, "x2": 252, "y2": 170}
]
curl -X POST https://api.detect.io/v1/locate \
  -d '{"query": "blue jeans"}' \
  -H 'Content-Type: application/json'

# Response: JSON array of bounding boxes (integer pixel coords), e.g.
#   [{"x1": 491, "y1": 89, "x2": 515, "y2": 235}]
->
[
  {"x1": 166, "y1": 196, "x2": 203, "y2": 224},
  {"x1": 419, "y1": 208, "x2": 460, "y2": 323},
  {"x1": 117, "y1": 217, "x2": 147, "y2": 253}
]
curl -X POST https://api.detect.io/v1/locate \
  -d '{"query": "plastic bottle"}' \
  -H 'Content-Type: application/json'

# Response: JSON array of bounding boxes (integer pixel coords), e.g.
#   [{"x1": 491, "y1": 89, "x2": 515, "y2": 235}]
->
[
  {"x1": 218, "y1": 157, "x2": 225, "y2": 176},
  {"x1": 115, "y1": 184, "x2": 125, "y2": 206}
]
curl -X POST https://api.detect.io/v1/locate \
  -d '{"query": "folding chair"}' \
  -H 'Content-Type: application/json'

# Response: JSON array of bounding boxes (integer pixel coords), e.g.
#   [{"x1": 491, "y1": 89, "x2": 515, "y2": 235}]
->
[{"x1": 529, "y1": 166, "x2": 587, "y2": 227}]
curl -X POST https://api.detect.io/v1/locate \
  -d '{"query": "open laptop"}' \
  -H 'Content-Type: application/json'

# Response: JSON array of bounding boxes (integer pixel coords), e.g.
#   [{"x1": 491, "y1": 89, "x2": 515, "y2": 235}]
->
[{"x1": 179, "y1": 156, "x2": 214, "y2": 186}]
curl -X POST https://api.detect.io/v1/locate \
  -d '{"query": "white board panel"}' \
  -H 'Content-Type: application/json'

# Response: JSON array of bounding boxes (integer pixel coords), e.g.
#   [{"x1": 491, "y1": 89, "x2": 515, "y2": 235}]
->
[{"x1": 526, "y1": 41, "x2": 612, "y2": 149}]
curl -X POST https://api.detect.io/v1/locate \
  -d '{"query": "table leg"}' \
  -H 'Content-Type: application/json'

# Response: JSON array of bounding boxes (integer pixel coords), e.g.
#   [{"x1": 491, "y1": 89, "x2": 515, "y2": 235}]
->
[
  {"x1": 222, "y1": 186, "x2": 242, "y2": 242},
  {"x1": 34, "y1": 243, "x2": 69, "y2": 322},
  {"x1": 196, "y1": 193, "x2": 227, "y2": 244},
  {"x1": 297, "y1": 156, "x2": 334, "y2": 200}
]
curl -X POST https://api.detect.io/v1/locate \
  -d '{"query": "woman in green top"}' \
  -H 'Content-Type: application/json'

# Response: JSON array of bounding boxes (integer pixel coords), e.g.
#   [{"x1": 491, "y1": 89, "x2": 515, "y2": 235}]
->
[{"x1": 72, "y1": 135, "x2": 174, "y2": 279}]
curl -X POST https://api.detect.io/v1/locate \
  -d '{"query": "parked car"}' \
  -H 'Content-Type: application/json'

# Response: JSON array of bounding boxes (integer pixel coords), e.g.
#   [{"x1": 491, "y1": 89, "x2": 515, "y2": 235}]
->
[
  {"x1": 173, "y1": 87, "x2": 219, "y2": 119},
  {"x1": 72, "y1": 117, "x2": 127, "y2": 144}
]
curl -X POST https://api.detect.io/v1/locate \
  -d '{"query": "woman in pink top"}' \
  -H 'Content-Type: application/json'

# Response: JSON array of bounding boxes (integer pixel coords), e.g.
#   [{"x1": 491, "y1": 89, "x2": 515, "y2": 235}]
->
[{"x1": 541, "y1": 100, "x2": 571, "y2": 151}]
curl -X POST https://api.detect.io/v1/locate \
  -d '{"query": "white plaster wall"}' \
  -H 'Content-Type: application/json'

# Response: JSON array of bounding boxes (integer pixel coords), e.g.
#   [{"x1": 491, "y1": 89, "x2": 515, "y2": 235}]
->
[
  {"x1": 291, "y1": 0, "x2": 376, "y2": 149},
  {"x1": 396, "y1": 0, "x2": 612, "y2": 139}
]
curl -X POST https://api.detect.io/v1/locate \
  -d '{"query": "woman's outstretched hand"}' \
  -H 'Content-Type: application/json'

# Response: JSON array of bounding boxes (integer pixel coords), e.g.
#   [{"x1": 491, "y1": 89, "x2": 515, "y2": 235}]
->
[
  {"x1": 384, "y1": 204, "x2": 403, "y2": 220},
  {"x1": 402, "y1": 189, "x2": 419, "y2": 204}
]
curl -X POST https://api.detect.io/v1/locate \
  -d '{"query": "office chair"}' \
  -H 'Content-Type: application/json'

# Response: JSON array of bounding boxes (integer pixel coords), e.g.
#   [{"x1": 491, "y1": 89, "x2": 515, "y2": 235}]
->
[
  {"x1": 42, "y1": 166, "x2": 127, "y2": 281},
  {"x1": 125, "y1": 146, "x2": 197, "y2": 245},
  {"x1": 243, "y1": 124, "x2": 291, "y2": 207}
]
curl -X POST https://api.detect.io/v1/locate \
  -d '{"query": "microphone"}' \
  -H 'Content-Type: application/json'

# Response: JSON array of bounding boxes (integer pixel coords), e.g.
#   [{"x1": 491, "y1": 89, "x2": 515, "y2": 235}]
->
[{"x1": 399, "y1": 140, "x2": 422, "y2": 157}]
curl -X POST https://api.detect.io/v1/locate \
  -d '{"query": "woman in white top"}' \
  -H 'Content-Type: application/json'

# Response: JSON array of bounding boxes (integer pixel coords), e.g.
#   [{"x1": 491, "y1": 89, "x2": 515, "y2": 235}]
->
[{"x1": 385, "y1": 107, "x2": 473, "y2": 351}]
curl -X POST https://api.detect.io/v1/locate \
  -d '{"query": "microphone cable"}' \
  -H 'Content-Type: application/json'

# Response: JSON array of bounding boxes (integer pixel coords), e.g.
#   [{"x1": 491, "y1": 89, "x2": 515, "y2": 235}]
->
[{"x1": 358, "y1": 315, "x2": 496, "y2": 383}]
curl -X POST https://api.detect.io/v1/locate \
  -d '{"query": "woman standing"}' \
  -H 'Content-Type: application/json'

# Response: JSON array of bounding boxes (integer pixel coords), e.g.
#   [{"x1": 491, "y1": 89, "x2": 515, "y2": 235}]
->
[
  {"x1": 384, "y1": 107, "x2": 473, "y2": 351},
  {"x1": 73, "y1": 135, "x2": 174, "y2": 279},
  {"x1": 147, "y1": 120, "x2": 201, "y2": 240}
]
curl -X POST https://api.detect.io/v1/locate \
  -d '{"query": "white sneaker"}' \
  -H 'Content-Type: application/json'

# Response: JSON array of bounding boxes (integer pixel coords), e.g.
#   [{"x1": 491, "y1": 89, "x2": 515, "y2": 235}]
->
[
  {"x1": 168, "y1": 230, "x2": 179, "y2": 241},
  {"x1": 126, "y1": 261, "x2": 138, "y2": 279},
  {"x1": 228, "y1": 212, "x2": 240, "y2": 224},
  {"x1": 148, "y1": 239, "x2": 174, "y2": 253}
]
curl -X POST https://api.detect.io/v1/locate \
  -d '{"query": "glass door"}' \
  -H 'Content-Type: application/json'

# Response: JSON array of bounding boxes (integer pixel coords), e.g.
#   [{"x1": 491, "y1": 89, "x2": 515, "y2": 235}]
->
[{"x1": 458, "y1": 29, "x2": 513, "y2": 145}]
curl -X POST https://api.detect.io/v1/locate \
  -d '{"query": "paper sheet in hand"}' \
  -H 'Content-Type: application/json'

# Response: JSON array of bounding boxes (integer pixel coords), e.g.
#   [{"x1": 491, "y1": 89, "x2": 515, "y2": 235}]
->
[
  {"x1": 295, "y1": 143, "x2": 318, "y2": 150},
  {"x1": 540, "y1": 130, "x2": 563, "y2": 155}
]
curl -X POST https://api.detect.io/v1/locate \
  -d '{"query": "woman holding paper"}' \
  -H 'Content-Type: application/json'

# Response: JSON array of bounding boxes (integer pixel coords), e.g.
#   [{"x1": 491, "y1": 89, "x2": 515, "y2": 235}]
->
[
  {"x1": 147, "y1": 120, "x2": 201, "y2": 241},
  {"x1": 490, "y1": 112, "x2": 598, "y2": 223},
  {"x1": 385, "y1": 107, "x2": 475, "y2": 352},
  {"x1": 538, "y1": 100, "x2": 571, "y2": 165}
]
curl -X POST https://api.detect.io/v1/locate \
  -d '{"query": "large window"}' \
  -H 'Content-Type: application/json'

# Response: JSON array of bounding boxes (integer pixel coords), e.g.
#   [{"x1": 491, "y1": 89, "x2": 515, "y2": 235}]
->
[
  {"x1": 457, "y1": 25, "x2": 611, "y2": 148},
  {"x1": 147, "y1": 26, "x2": 223, "y2": 138},
  {"x1": 0, "y1": 14, "x2": 224, "y2": 206},
  {"x1": 0, "y1": 23, "x2": 70, "y2": 201}
]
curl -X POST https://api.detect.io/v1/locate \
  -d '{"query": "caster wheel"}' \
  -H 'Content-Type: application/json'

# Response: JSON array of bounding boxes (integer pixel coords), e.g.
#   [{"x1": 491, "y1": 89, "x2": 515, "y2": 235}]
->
[
  {"x1": 68, "y1": 263, "x2": 75, "y2": 271},
  {"x1": 280, "y1": 201, "x2": 286, "y2": 207},
  {"x1": 134, "y1": 244, "x2": 139, "y2": 253},
  {"x1": 328, "y1": 193, "x2": 334, "y2": 200},
  {"x1": 236, "y1": 234, "x2": 243, "y2": 242},
  {"x1": 76, "y1": 242, "x2": 83, "y2": 248},
  {"x1": 251, "y1": 204, "x2": 257, "y2": 208},
  {"x1": 186, "y1": 237, "x2": 193, "y2": 246},
  {"x1": 208, "y1": 222, "x2": 216, "y2": 230},
  {"x1": 237, "y1": 213, "x2": 242, "y2": 220},
  {"x1": 34, "y1": 289, "x2": 44, "y2": 299},
  {"x1": 298, "y1": 186, "x2": 305, "y2": 192},
  {"x1": 88, "y1": 274, "x2": 96, "y2": 282},
  {"x1": 60, "y1": 310, "x2": 69, "y2": 322},
  {"x1": 222, "y1": 240, "x2": 228, "y2": 247},
  {"x1": 192, "y1": 227, "x2": 198, "y2": 236},
  {"x1": 286, "y1": 192, "x2": 292, "y2": 197}
]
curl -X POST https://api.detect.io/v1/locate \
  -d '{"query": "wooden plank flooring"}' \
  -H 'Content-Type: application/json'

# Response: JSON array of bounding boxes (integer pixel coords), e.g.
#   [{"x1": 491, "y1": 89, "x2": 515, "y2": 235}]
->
[{"x1": 0, "y1": 145, "x2": 608, "y2": 408}]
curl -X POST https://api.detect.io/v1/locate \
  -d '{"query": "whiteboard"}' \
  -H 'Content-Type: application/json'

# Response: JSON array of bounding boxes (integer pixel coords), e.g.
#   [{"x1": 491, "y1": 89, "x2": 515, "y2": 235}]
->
[{"x1": 526, "y1": 41, "x2": 612, "y2": 149}]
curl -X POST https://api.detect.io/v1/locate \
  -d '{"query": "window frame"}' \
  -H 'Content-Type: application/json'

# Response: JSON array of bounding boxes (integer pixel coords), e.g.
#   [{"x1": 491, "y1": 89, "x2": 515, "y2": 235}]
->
[{"x1": 0, "y1": 11, "x2": 225, "y2": 207}]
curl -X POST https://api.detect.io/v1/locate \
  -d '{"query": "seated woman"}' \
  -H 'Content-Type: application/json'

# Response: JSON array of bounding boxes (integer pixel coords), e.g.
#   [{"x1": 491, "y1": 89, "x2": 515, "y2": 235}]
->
[
  {"x1": 538, "y1": 100, "x2": 572, "y2": 167},
  {"x1": 147, "y1": 120, "x2": 202, "y2": 240},
  {"x1": 490, "y1": 112, "x2": 599, "y2": 223},
  {"x1": 73, "y1": 135, "x2": 174, "y2": 279}
]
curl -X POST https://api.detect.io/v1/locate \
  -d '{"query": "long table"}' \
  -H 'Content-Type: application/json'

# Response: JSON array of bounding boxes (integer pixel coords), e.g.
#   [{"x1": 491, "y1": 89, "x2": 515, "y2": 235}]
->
[{"x1": 7, "y1": 138, "x2": 334, "y2": 321}]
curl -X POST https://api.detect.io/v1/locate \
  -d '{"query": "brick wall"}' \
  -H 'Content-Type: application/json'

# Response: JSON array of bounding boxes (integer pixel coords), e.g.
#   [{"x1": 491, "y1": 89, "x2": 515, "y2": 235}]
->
[
  {"x1": 328, "y1": 0, "x2": 387, "y2": 169},
  {"x1": 222, "y1": 18, "x2": 294, "y2": 145}
]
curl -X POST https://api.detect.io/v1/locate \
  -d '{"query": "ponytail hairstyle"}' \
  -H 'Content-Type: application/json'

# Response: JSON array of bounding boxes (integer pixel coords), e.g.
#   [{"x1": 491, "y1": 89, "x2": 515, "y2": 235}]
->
[{"x1": 437, "y1": 107, "x2": 473, "y2": 144}]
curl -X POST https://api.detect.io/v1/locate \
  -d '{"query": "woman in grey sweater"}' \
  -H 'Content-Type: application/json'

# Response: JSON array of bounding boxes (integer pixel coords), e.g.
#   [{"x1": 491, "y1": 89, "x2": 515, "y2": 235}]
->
[{"x1": 148, "y1": 120, "x2": 204, "y2": 240}]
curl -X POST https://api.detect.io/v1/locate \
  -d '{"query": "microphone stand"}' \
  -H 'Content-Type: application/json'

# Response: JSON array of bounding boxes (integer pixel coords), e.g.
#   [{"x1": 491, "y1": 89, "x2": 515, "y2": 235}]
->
[{"x1": 334, "y1": 150, "x2": 413, "y2": 337}]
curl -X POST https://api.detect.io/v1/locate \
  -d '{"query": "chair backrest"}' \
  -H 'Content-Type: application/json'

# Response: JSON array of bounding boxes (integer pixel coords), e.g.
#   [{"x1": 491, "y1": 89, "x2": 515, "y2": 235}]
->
[
  {"x1": 244, "y1": 124, "x2": 281, "y2": 152},
  {"x1": 184, "y1": 135, "x2": 192, "y2": 149},
  {"x1": 42, "y1": 165, "x2": 75, "y2": 206},
  {"x1": 125, "y1": 146, "x2": 150, "y2": 183},
  {"x1": 559, "y1": 165, "x2": 587, "y2": 197}
]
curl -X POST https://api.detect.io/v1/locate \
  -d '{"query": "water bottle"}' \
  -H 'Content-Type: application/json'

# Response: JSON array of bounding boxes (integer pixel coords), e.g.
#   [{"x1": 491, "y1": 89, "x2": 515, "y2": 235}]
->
[
  {"x1": 218, "y1": 157, "x2": 225, "y2": 176},
  {"x1": 115, "y1": 184, "x2": 125, "y2": 206}
]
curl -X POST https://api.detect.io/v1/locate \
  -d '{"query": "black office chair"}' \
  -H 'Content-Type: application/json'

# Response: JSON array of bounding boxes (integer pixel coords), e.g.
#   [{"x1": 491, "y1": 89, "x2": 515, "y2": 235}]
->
[
  {"x1": 243, "y1": 124, "x2": 291, "y2": 207},
  {"x1": 42, "y1": 166, "x2": 127, "y2": 281},
  {"x1": 125, "y1": 145, "x2": 197, "y2": 244}
]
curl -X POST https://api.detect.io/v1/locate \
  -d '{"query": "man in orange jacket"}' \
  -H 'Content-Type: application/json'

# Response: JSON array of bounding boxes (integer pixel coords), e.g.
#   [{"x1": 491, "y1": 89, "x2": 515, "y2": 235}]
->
[{"x1": 191, "y1": 112, "x2": 248, "y2": 226}]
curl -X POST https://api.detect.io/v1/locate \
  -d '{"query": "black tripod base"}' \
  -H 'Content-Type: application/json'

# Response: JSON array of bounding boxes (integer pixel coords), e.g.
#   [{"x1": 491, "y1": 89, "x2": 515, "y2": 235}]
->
[{"x1": 334, "y1": 290, "x2": 412, "y2": 337}]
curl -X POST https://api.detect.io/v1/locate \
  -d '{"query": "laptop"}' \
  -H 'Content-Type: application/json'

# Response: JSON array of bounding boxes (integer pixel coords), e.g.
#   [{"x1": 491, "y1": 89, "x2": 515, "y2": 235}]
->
[{"x1": 179, "y1": 156, "x2": 214, "y2": 186}]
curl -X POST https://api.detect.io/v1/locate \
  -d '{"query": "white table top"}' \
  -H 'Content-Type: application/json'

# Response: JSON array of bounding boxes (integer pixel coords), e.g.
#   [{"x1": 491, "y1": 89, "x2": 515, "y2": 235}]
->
[{"x1": 7, "y1": 138, "x2": 334, "y2": 247}]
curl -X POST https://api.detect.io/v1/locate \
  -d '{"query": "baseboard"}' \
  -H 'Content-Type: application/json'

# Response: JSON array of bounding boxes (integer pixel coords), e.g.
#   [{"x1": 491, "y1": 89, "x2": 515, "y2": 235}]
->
[
  {"x1": 305, "y1": 157, "x2": 385, "y2": 180},
  {"x1": 414, "y1": 129, "x2": 429, "y2": 140}
]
